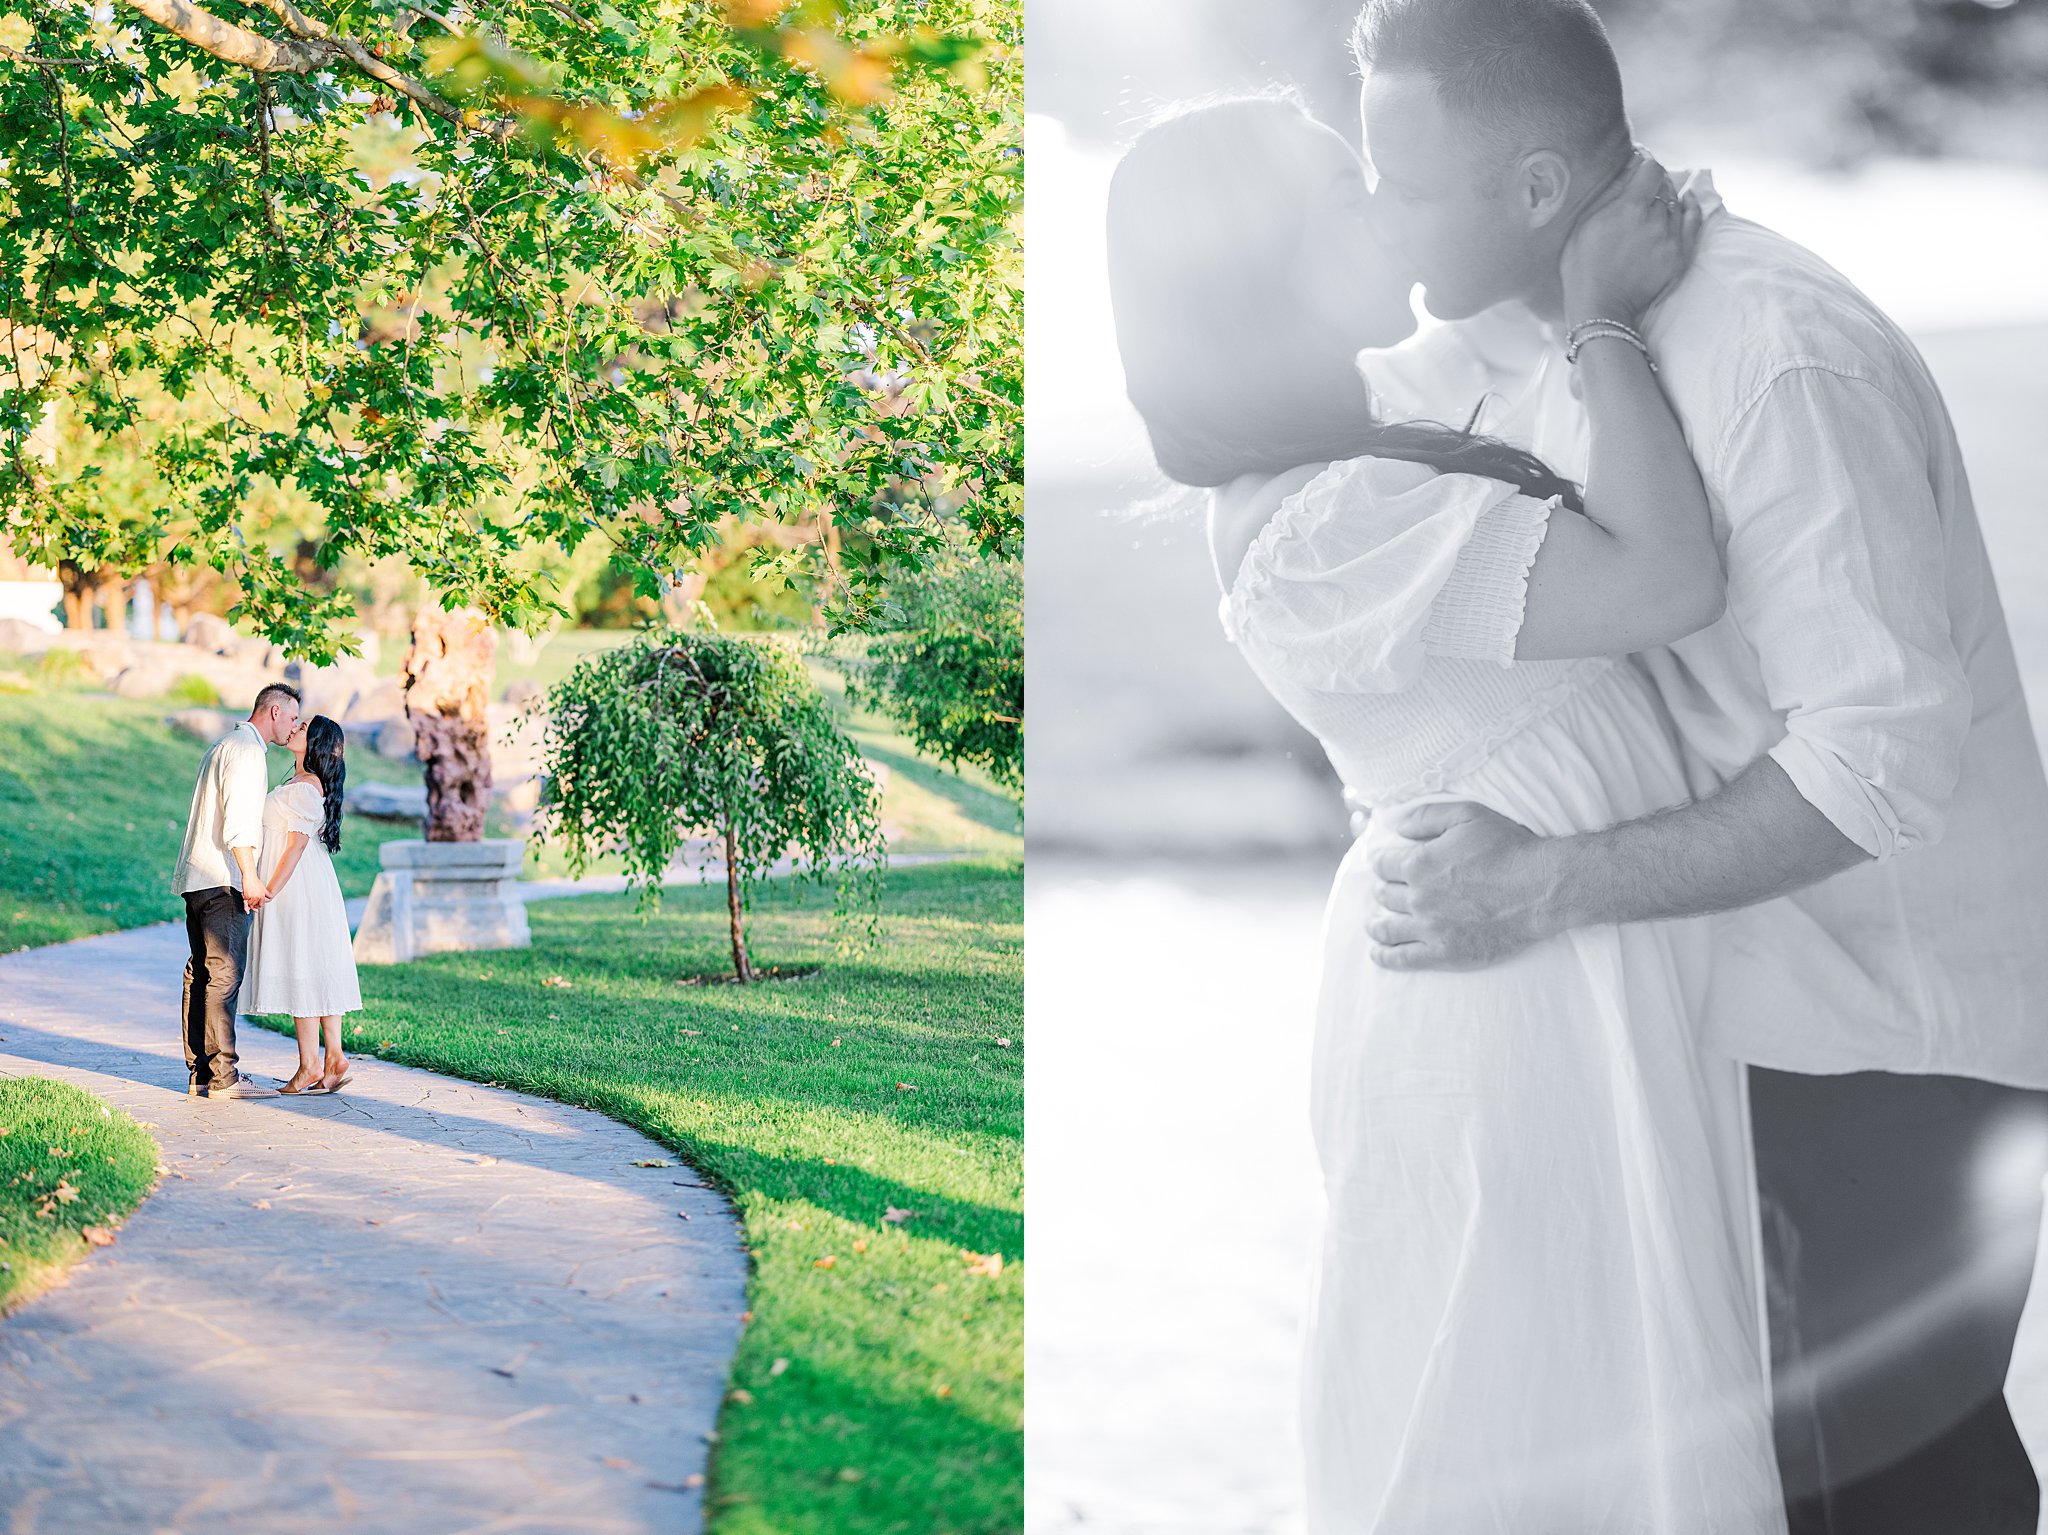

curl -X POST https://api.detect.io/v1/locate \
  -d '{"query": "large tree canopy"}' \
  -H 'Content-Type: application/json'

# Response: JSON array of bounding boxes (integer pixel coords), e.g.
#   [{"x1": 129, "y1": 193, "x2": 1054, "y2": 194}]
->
[{"x1": 0, "y1": 0, "x2": 1019, "y2": 660}]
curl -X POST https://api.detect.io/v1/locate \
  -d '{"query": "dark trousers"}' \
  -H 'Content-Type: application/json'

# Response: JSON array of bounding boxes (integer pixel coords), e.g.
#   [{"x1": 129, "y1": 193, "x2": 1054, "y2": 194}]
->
[
  {"x1": 1753, "y1": 1067, "x2": 2048, "y2": 1534},
  {"x1": 181, "y1": 885, "x2": 249, "y2": 1088}
]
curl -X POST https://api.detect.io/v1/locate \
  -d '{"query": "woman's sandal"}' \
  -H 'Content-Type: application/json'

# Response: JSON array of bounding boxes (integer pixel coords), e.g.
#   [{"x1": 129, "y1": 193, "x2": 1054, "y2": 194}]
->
[
  {"x1": 280, "y1": 1072, "x2": 324, "y2": 1095},
  {"x1": 319, "y1": 1068, "x2": 354, "y2": 1093}
]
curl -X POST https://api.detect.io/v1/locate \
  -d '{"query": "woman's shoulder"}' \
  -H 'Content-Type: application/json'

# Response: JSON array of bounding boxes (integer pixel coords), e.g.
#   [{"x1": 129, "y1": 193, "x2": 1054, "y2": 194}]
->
[{"x1": 1232, "y1": 454, "x2": 1526, "y2": 583}]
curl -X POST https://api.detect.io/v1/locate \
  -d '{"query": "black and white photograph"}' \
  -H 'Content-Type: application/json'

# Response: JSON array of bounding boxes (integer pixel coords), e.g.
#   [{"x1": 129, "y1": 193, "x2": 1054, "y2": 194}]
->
[{"x1": 1028, "y1": 1, "x2": 2048, "y2": 1532}]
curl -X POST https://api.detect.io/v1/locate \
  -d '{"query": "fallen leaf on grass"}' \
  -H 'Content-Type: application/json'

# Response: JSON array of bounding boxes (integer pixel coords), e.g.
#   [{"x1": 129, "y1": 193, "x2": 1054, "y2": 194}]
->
[
  {"x1": 829, "y1": 1038, "x2": 841, "y2": 1047},
  {"x1": 729, "y1": 1388, "x2": 754, "y2": 1405},
  {"x1": 934, "y1": 1382, "x2": 953, "y2": 1398},
  {"x1": 852, "y1": 1239, "x2": 868, "y2": 1253},
  {"x1": 813, "y1": 1255, "x2": 837, "y2": 1269},
  {"x1": 52, "y1": 1179, "x2": 80, "y2": 1205},
  {"x1": 81, "y1": 1227, "x2": 115, "y2": 1247},
  {"x1": 995, "y1": 1037, "x2": 1012, "y2": 1048},
  {"x1": 963, "y1": 1250, "x2": 1004, "y2": 1278},
  {"x1": 838, "y1": 1468, "x2": 864, "y2": 1483},
  {"x1": 769, "y1": 1357, "x2": 789, "y2": 1377},
  {"x1": 680, "y1": 1029, "x2": 702, "y2": 1036},
  {"x1": 882, "y1": 1207, "x2": 915, "y2": 1224},
  {"x1": 542, "y1": 975, "x2": 573, "y2": 989}
]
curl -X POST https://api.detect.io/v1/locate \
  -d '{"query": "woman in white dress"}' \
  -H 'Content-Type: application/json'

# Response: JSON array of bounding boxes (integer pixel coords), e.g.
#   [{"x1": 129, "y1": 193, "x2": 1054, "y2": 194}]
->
[
  {"x1": 1106, "y1": 100, "x2": 1784, "y2": 1534},
  {"x1": 242, "y1": 713, "x2": 361, "y2": 1095}
]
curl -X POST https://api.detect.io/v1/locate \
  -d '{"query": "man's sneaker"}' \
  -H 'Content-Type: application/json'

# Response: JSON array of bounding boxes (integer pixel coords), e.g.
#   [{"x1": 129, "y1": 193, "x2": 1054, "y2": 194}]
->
[
  {"x1": 208, "y1": 1073, "x2": 279, "y2": 1100},
  {"x1": 187, "y1": 1079, "x2": 209, "y2": 1098}
]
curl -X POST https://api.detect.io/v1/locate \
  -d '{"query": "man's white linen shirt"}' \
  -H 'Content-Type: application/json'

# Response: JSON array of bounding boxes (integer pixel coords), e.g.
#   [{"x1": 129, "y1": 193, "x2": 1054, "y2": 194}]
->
[
  {"x1": 173, "y1": 721, "x2": 270, "y2": 895},
  {"x1": 1358, "y1": 175, "x2": 2048, "y2": 1087}
]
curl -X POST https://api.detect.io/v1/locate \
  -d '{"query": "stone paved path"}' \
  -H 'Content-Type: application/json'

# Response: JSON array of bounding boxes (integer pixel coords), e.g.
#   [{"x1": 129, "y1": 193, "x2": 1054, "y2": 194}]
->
[{"x1": 0, "y1": 918, "x2": 748, "y2": 1535}]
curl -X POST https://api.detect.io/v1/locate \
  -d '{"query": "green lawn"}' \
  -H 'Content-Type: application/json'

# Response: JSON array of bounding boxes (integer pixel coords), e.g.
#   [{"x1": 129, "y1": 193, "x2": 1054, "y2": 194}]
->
[
  {"x1": 257, "y1": 859, "x2": 1022, "y2": 1534},
  {"x1": 0, "y1": 662, "x2": 1019, "y2": 952},
  {"x1": 0, "y1": 690, "x2": 430, "y2": 952},
  {"x1": 0, "y1": 1076, "x2": 159, "y2": 1314}
]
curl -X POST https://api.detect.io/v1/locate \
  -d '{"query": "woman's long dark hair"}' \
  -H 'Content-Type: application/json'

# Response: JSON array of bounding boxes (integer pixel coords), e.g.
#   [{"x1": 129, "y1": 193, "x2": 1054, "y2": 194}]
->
[
  {"x1": 303, "y1": 715, "x2": 345, "y2": 854},
  {"x1": 1106, "y1": 97, "x2": 1583, "y2": 512}
]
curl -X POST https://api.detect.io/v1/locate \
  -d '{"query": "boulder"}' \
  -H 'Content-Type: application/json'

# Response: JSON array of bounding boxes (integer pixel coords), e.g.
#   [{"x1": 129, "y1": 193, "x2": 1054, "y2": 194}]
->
[
  {"x1": 346, "y1": 678, "x2": 408, "y2": 726},
  {"x1": 165, "y1": 708, "x2": 236, "y2": 744},
  {"x1": 0, "y1": 617, "x2": 53, "y2": 656},
  {"x1": 111, "y1": 663, "x2": 173, "y2": 699},
  {"x1": 346, "y1": 780, "x2": 427, "y2": 821},
  {"x1": 375, "y1": 715, "x2": 417, "y2": 760},
  {"x1": 298, "y1": 660, "x2": 378, "y2": 721},
  {"x1": 181, "y1": 613, "x2": 236, "y2": 653}
]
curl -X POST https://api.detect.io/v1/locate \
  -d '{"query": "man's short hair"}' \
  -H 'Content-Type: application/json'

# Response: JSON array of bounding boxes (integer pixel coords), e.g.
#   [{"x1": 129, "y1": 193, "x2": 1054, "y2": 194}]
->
[
  {"x1": 1352, "y1": 0, "x2": 1629, "y2": 169},
  {"x1": 252, "y1": 682, "x2": 302, "y2": 716}
]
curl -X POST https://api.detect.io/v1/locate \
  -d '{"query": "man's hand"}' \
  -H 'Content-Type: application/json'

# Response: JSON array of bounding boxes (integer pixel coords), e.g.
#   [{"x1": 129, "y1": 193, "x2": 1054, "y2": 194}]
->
[
  {"x1": 1365, "y1": 802, "x2": 1557, "y2": 971},
  {"x1": 241, "y1": 876, "x2": 270, "y2": 913}
]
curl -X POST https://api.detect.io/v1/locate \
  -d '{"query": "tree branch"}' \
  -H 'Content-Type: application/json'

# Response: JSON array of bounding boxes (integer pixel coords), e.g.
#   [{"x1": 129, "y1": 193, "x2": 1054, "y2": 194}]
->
[{"x1": 119, "y1": 0, "x2": 337, "y2": 73}]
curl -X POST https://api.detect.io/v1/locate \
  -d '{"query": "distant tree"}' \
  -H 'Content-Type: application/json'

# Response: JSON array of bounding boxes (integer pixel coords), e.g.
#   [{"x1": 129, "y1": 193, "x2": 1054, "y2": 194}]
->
[
  {"x1": 842, "y1": 552, "x2": 1019, "y2": 788},
  {"x1": 537, "y1": 628, "x2": 882, "y2": 980}
]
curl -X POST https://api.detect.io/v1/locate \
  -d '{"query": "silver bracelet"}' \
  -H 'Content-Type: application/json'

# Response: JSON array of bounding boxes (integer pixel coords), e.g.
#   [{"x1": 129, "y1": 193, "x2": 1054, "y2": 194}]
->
[{"x1": 1565, "y1": 318, "x2": 1656, "y2": 373}]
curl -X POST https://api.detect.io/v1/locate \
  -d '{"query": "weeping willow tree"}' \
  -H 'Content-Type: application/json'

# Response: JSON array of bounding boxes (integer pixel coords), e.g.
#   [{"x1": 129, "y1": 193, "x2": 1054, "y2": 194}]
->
[{"x1": 537, "y1": 628, "x2": 882, "y2": 980}]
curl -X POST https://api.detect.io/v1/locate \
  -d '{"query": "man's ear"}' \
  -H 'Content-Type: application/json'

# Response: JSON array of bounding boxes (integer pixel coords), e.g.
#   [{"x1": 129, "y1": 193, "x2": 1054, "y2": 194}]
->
[{"x1": 1517, "y1": 149, "x2": 1573, "y2": 230}]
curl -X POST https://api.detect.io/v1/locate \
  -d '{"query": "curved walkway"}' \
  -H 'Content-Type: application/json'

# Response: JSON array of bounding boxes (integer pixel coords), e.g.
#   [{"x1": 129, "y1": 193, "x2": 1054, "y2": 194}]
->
[{"x1": 0, "y1": 914, "x2": 748, "y2": 1535}]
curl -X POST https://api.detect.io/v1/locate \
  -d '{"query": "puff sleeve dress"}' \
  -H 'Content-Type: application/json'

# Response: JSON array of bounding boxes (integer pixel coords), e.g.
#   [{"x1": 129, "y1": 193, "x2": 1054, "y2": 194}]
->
[
  {"x1": 240, "y1": 778, "x2": 363, "y2": 1019},
  {"x1": 1222, "y1": 456, "x2": 1785, "y2": 1535}
]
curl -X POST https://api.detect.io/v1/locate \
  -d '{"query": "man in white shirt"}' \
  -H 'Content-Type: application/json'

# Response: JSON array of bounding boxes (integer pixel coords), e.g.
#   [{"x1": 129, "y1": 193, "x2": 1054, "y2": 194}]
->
[
  {"x1": 1346, "y1": 0, "x2": 2048, "y2": 1527},
  {"x1": 174, "y1": 682, "x2": 300, "y2": 1100}
]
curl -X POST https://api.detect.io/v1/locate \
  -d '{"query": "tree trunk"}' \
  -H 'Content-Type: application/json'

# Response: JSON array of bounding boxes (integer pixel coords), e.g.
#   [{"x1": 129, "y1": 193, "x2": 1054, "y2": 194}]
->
[
  {"x1": 724, "y1": 820, "x2": 753, "y2": 983},
  {"x1": 402, "y1": 606, "x2": 496, "y2": 841}
]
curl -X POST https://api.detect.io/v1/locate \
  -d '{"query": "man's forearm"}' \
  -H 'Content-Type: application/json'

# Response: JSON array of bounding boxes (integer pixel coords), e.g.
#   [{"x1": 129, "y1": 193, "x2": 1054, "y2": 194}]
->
[
  {"x1": 1539, "y1": 755, "x2": 1871, "y2": 931},
  {"x1": 231, "y1": 846, "x2": 260, "y2": 886}
]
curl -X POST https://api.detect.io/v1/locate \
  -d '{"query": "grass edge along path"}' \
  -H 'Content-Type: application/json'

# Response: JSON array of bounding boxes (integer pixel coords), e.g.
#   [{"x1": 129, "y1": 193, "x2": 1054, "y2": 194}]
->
[
  {"x1": 255, "y1": 856, "x2": 1023, "y2": 1535},
  {"x1": 0, "y1": 1075, "x2": 160, "y2": 1316}
]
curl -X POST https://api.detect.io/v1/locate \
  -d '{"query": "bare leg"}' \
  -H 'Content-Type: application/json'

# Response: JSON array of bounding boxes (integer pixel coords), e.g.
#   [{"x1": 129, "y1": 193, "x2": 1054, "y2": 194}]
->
[
  {"x1": 283, "y1": 1018, "x2": 323, "y2": 1093},
  {"x1": 321, "y1": 1016, "x2": 351, "y2": 1088}
]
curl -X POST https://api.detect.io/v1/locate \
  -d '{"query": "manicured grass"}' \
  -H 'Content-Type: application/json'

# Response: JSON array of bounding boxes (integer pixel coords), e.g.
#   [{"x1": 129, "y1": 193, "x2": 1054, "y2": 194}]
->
[
  {"x1": 258, "y1": 858, "x2": 1022, "y2": 1534},
  {"x1": 0, "y1": 689, "x2": 431, "y2": 952},
  {"x1": 0, "y1": 664, "x2": 1019, "y2": 953},
  {"x1": 0, "y1": 1076, "x2": 159, "y2": 1314}
]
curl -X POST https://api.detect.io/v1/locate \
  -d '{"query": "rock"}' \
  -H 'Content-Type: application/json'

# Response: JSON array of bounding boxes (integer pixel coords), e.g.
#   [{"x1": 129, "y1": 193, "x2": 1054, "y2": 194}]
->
[
  {"x1": 0, "y1": 617, "x2": 53, "y2": 656},
  {"x1": 376, "y1": 724, "x2": 415, "y2": 765},
  {"x1": 346, "y1": 678, "x2": 407, "y2": 726},
  {"x1": 299, "y1": 660, "x2": 377, "y2": 721},
  {"x1": 181, "y1": 613, "x2": 236, "y2": 652},
  {"x1": 111, "y1": 664, "x2": 172, "y2": 699},
  {"x1": 165, "y1": 708, "x2": 236, "y2": 744},
  {"x1": 375, "y1": 716, "x2": 417, "y2": 760},
  {"x1": 346, "y1": 780, "x2": 427, "y2": 821},
  {"x1": 502, "y1": 678, "x2": 544, "y2": 707}
]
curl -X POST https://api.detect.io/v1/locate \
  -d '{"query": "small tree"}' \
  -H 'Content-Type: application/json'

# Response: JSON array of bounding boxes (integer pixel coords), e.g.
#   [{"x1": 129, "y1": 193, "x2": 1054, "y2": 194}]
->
[
  {"x1": 539, "y1": 630, "x2": 883, "y2": 981},
  {"x1": 842, "y1": 553, "x2": 1021, "y2": 789}
]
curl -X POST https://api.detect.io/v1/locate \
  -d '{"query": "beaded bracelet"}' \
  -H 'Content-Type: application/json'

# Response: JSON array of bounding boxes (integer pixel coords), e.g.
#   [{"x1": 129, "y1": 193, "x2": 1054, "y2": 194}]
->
[{"x1": 1565, "y1": 318, "x2": 1657, "y2": 373}]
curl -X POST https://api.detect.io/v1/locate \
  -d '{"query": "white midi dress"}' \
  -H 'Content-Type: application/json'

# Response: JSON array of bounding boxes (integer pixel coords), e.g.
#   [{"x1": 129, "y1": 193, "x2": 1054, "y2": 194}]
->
[
  {"x1": 240, "y1": 778, "x2": 363, "y2": 1018},
  {"x1": 1222, "y1": 456, "x2": 1785, "y2": 1535}
]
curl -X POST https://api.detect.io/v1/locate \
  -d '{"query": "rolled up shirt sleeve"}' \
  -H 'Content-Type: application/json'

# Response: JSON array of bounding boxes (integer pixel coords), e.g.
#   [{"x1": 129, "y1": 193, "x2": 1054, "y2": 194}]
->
[
  {"x1": 221, "y1": 738, "x2": 268, "y2": 855},
  {"x1": 1712, "y1": 365, "x2": 1973, "y2": 859}
]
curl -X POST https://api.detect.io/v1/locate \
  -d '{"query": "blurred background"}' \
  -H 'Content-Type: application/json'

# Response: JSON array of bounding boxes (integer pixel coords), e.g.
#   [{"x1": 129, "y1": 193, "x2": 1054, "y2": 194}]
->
[{"x1": 1024, "y1": 2, "x2": 2048, "y2": 1531}]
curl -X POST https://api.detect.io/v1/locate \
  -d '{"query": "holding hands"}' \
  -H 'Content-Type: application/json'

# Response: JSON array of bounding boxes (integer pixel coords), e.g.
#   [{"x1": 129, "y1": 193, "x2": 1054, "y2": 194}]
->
[{"x1": 1561, "y1": 150, "x2": 1702, "y2": 330}]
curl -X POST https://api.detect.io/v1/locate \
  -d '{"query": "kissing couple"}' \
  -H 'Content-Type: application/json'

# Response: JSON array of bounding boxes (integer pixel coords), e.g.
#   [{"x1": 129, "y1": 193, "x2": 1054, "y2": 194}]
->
[
  {"x1": 1107, "y1": 0, "x2": 2048, "y2": 1529},
  {"x1": 174, "y1": 681, "x2": 363, "y2": 1100}
]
